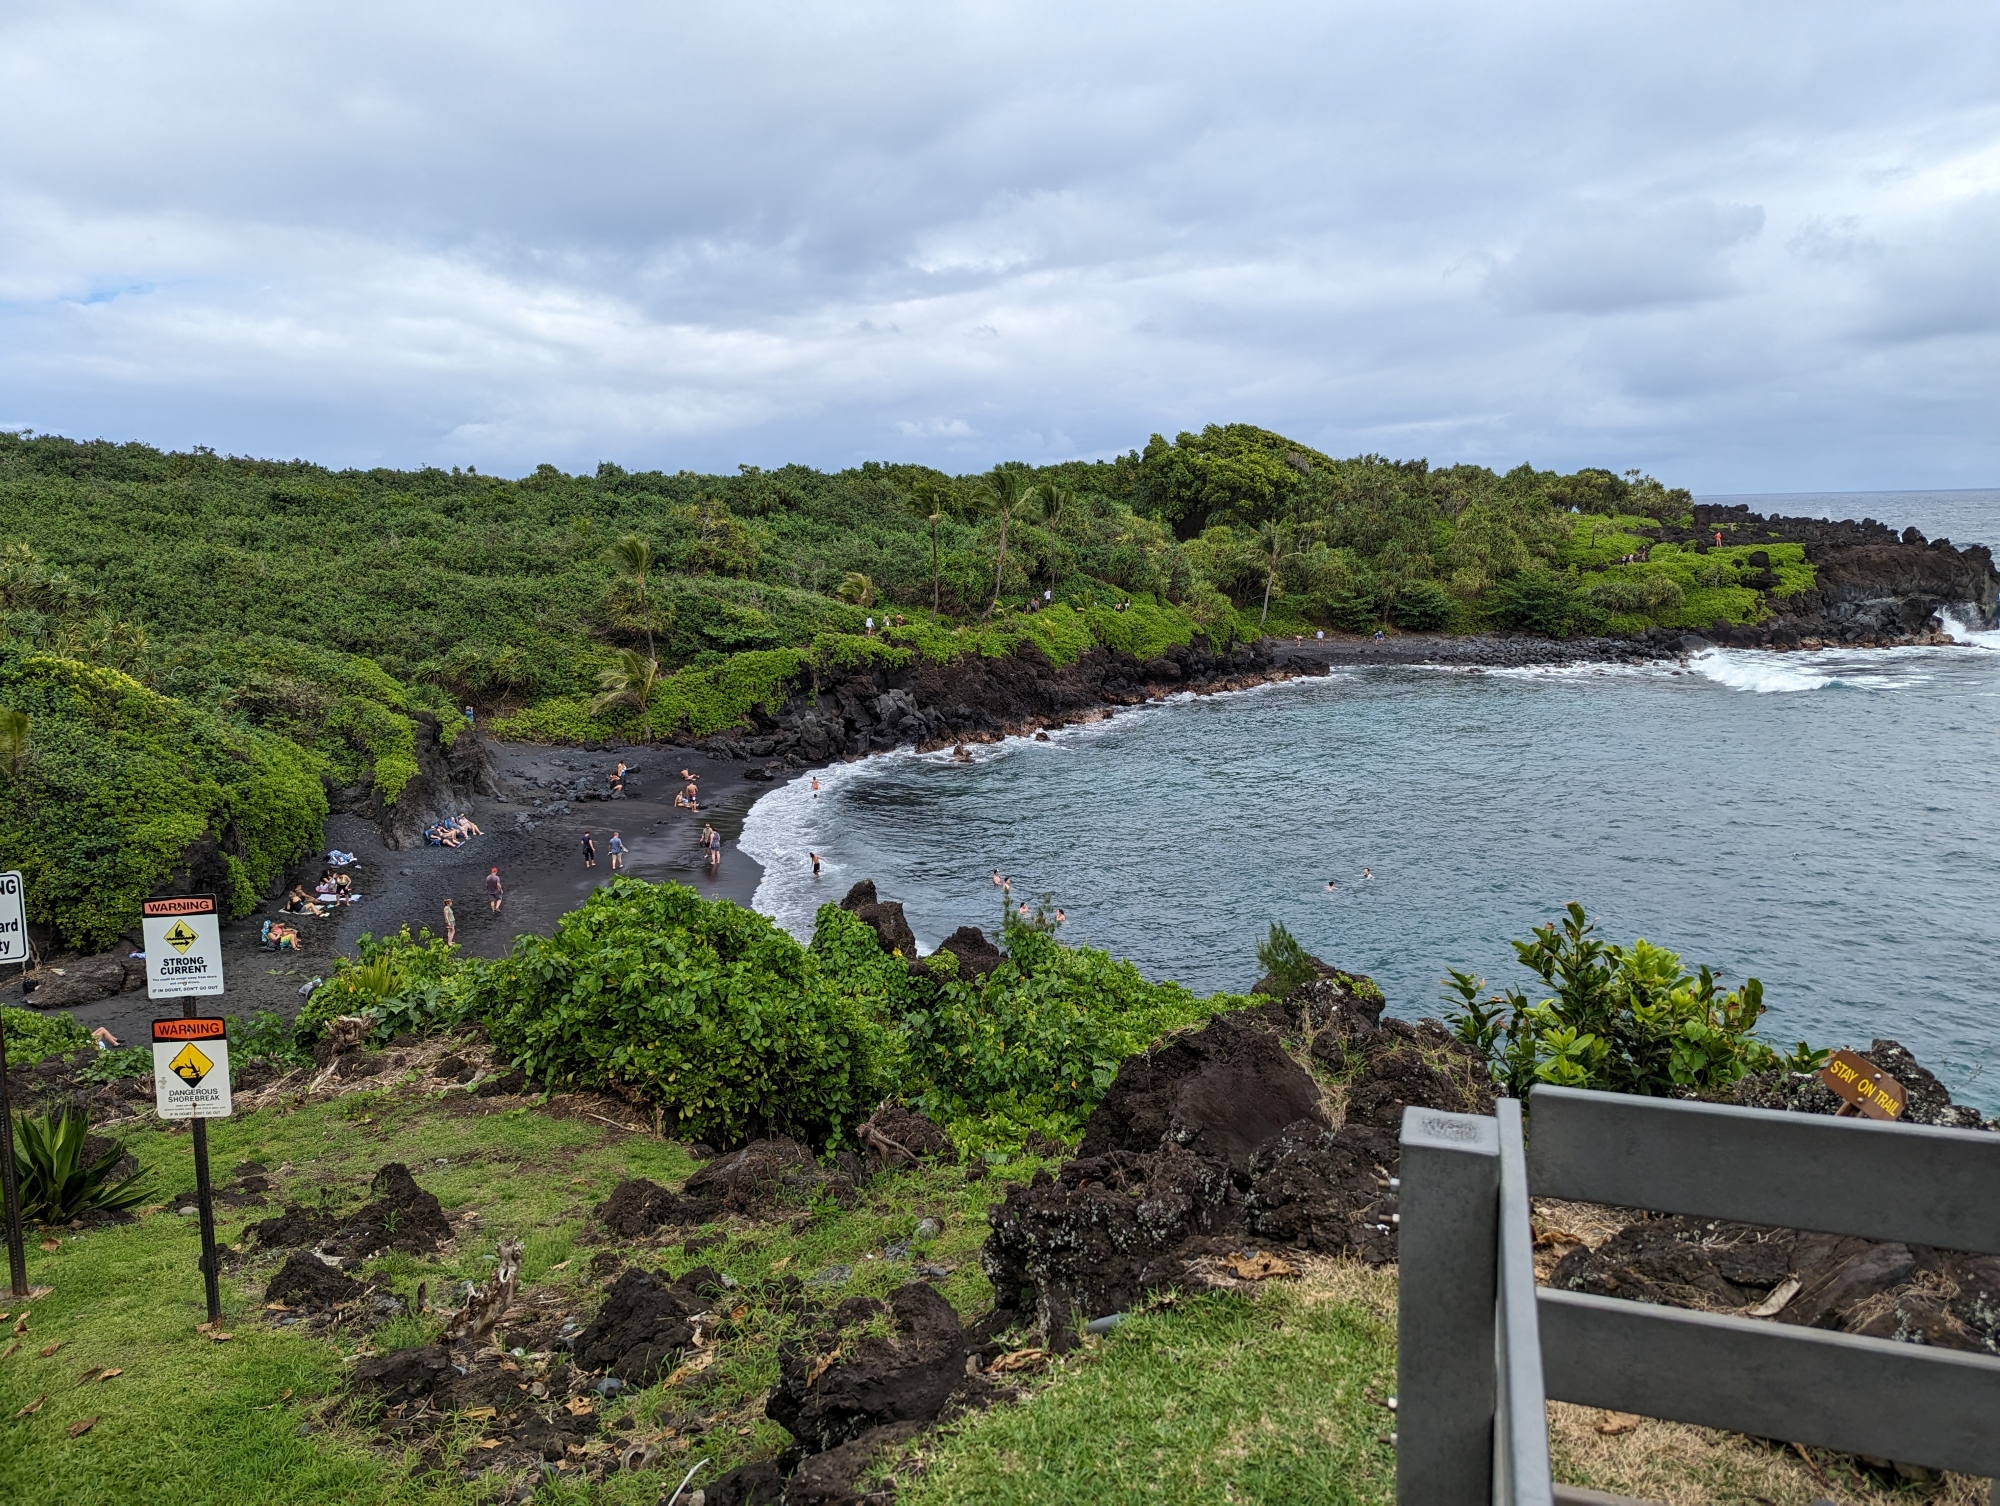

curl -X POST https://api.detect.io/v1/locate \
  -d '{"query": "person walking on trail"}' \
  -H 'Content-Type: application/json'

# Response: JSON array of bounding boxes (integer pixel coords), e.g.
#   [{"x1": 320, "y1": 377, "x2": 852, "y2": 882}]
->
[
  {"x1": 485, "y1": 867, "x2": 504, "y2": 914},
  {"x1": 608, "y1": 832, "x2": 626, "y2": 872},
  {"x1": 443, "y1": 897, "x2": 457, "y2": 946},
  {"x1": 581, "y1": 831, "x2": 597, "y2": 869}
]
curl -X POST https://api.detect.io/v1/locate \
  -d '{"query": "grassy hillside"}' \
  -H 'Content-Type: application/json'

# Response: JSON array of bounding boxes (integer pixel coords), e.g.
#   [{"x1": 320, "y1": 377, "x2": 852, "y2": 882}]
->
[{"x1": 0, "y1": 424, "x2": 1772, "y2": 949}]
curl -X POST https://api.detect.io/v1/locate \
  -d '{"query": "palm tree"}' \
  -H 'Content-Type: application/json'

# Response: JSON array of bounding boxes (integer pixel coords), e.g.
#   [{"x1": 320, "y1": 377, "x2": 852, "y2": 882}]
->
[
  {"x1": 1256, "y1": 519, "x2": 1299, "y2": 631},
  {"x1": 611, "y1": 535, "x2": 657, "y2": 663},
  {"x1": 979, "y1": 465, "x2": 1034, "y2": 618},
  {"x1": 1033, "y1": 479, "x2": 1080, "y2": 535},
  {"x1": 910, "y1": 478, "x2": 947, "y2": 616},
  {"x1": 836, "y1": 572, "x2": 876, "y2": 609},
  {"x1": 591, "y1": 650, "x2": 662, "y2": 742},
  {"x1": 0, "y1": 706, "x2": 26, "y2": 780}
]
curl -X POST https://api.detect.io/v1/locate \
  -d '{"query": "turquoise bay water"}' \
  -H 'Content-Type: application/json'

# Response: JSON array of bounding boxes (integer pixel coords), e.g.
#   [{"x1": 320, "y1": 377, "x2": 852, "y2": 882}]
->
[{"x1": 743, "y1": 491, "x2": 2000, "y2": 1112}]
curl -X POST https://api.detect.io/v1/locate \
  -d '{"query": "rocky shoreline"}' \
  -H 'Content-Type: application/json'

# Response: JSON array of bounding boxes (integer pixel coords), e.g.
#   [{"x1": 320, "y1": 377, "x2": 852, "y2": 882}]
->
[{"x1": 688, "y1": 502, "x2": 1997, "y2": 769}]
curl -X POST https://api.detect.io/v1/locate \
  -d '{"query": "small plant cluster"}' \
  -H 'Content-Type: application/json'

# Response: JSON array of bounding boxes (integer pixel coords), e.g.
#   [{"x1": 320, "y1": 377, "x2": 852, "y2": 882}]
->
[
  {"x1": 9, "y1": 1106, "x2": 152, "y2": 1224},
  {"x1": 1444, "y1": 902, "x2": 1819, "y2": 1100}
]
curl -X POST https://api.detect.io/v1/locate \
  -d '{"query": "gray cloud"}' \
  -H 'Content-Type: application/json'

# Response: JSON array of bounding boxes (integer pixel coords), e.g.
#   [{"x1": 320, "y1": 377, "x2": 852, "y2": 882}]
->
[{"x1": 1, "y1": 0, "x2": 1998, "y2": 488}]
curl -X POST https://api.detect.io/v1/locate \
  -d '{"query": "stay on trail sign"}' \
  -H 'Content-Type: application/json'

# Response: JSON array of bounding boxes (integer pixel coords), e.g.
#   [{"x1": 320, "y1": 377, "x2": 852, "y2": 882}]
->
[
  {"x1": 141, "y1": 895, "x2": 225, "y2": 999},
  {"x1": 152, "y1": 1017, "x2": 232, "y2": 1119}
]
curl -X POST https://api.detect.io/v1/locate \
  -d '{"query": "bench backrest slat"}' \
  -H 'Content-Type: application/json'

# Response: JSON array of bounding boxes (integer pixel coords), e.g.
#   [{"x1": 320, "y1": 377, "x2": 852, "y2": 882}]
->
[
  {"x1": 1525, "y1": 1085, "x2": 2000, "y2": 1254},
  {"x1": 1539, "y1": 1288, "x2": 2000, "y2": 1477}
]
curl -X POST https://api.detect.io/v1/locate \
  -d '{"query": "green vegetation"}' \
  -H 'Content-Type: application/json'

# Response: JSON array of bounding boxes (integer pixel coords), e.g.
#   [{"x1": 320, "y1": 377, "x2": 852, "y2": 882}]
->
[
  {"x1": 1254, "y1": 920, "x2": 1320, "y2": 997},
  {"x1": 289, "y1": 881, "x2": 1250, "y2": 1153},
  {"x1": 0, "y1": 426, "x2": 1788, "y2": 951},
  {"x1": 906, "y1": 1265, "x2": 1398, "y2": 1504},
  {"x1": 9, "y1": 1106, "x2": 153, "y2": 1224},
  {"x1": 1443, "y1": 903, "x2": 1802, "y2": 1100},
  {"x1": 0, "y1": 1004, "x2": 90, "y2": 1066}
]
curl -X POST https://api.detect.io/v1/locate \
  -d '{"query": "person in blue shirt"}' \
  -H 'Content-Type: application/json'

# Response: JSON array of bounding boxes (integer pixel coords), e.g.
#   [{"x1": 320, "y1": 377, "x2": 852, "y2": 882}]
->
[{"x1": 608, "y1": 832, "x2": 626, "y2": 872}]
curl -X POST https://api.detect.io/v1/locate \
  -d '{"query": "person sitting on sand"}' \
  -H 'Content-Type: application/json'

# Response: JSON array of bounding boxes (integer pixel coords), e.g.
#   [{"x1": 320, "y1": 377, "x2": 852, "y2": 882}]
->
[
  {"x1": 261, "y1": 919, "x2": 300, "y2": 952},
  {"x1": 457, "y1": 814, "x2": 482, "y2": 837},
  {"x1": 283, "y1": 885, "x2": 323, "y2": 916}
]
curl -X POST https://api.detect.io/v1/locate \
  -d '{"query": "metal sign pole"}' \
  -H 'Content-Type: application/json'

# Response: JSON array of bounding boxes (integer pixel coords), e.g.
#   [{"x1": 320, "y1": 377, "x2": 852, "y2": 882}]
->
[
  {"x1": 0, "y1": 980, "x2": 26, "y2": 1298},
  {"x1": 144, "y1": 894, "x2": 227, "y2": 1328},
  {"x1": 183, "y1": 998, "x2": 221, "y2": 1324},
  {"x1": 0, "y1": 872, "x2": 29, "y2": 1299}
]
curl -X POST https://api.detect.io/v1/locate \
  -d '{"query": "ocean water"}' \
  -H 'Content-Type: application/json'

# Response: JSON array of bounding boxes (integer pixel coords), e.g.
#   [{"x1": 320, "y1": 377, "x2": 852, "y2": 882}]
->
[{"x1": 742, "y1": 490, "x2": 2000, "y2": 1113}]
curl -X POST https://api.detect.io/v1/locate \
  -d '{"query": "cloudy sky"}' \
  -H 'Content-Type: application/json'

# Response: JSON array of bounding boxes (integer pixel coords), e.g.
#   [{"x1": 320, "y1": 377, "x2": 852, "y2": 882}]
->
[{"x1": 3, "y1": 2, "x2": 1997, "y2": 487}]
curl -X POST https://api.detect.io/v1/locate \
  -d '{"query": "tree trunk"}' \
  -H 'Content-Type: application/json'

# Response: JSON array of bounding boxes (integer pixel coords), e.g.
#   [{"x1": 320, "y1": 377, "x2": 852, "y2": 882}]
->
[{"x1": 986, "y1": 508, "x2": 1011, "y2": 617}]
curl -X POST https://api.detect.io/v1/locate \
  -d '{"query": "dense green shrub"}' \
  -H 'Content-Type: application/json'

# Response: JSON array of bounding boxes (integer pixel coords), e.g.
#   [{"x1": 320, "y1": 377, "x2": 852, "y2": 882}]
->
[
  {"x1": 462, "y1": 880, "x2": 885, "y2": 1145},
  {"x1": 1444, "y1": 903, "x2": 1797, "y2": 1100},
  {"x1": 816, "y1": 900, "x2": 1250, "y2": 1151},
  {"x1": 0, "y1": 1005, "x2": 89, "y2": 1066},
  {"x1": 1488, "y1": 568, "x2": 1578, "y2": 636},
  {"x1": 0, "y1": 648, "x2": 326, "y2": 950},
  {"x1": 1389, "y1": 580, "x2": 1453, "y2": 631}
]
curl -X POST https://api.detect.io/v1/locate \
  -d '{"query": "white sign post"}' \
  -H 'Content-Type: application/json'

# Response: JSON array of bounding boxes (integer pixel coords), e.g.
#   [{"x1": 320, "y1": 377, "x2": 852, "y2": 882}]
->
[
  {"x1": 151, "y1": 1018, "x2": 234, "y2": 1120},
  {"x1": 141, "y1": 895, "x2": 225, "y2": 999},
  {"x1": 0, "y1": 870, "x2": 26, "y2": 965}
]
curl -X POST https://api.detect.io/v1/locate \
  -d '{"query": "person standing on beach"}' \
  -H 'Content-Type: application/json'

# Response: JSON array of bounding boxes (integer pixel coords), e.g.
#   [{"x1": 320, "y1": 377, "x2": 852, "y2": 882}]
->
[
  {"x1": 581, "y1": 831, "x2": 597, "y2": 869},
  {"x1": 443, "y1": 898, "x2": 457, "y2": 946},
  {"x1": 486, "y1": 867, "x2": 504, "y2": 913},
  {"x1": 608, "y1": 832, "x2": 626, "y2": 872}
]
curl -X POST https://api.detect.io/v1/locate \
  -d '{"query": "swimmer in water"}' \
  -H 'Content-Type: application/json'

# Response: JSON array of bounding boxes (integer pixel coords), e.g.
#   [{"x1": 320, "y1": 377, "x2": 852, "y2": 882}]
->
[
  {"x1": 1363, "y1": 868, "x2": 1372, "y2": 880},
  {"x1": 992, "y1": 869, "x2": 1003, "y2": 887},
  {"x1": 810, "y1": 851, "x2": 821, "y2": 876},
  {"x1": 1325, "y1": 879, "x2": 1338, "y2": 892},
  {"x1": 811, "y1": 777, "x2": 820, "y2": 797}
]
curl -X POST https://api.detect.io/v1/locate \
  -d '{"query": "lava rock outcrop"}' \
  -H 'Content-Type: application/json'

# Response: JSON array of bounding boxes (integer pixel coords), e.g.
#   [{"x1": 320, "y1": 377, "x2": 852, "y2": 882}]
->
[{"x1": 984, "y1": 979, "x2": 1492, "y2": 1346}]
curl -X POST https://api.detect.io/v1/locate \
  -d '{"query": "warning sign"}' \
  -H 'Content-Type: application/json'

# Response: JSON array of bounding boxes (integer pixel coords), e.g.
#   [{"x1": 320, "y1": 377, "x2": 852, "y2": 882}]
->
[
  {"x1": 152, "y1": 1017, "x2": 231, "y2": 1118},
  {"x1": 0, "y1": 869, "x2": 25, "y2": 965},
  {"x1": 141, "y1": 894, "x2": 224, "y2": 999}
]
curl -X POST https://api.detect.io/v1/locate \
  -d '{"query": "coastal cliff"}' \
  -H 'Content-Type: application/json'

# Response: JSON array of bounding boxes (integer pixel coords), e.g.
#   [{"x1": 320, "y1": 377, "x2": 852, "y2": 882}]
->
[{"x1": 1657, "y1": 503, "x2": 1997, "y2": 647}]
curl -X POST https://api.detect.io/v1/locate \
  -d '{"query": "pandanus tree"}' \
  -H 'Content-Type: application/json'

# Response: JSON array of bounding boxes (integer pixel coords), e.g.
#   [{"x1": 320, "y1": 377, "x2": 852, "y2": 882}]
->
[
  {"x1": 979, "y1": 464, "x2": 1035, "y2": 617},
  {"x1": 836, "y1": 572, "x2": 876, "y2": 609},
  {"x1": 592, "y1": 649, "x2": 662, "y2": 742}
]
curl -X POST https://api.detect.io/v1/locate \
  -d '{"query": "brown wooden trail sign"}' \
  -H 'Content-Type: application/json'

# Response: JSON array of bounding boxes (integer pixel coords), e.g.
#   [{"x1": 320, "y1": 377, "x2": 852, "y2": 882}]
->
[{"x1": 1819, "y1": 1049, "x2": 1906, "y2": 1121}]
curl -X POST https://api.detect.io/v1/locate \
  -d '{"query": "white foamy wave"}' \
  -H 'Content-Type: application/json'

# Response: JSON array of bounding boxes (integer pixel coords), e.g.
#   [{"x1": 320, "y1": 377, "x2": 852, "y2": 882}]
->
[
  {"x1": 1688, "y1": 647, "x2": 1938, "y2": 693},
  {"x1": 739, "y1": 753, "x2": 918, "y2": 940},
  {"x1": 1941, "y1": 604, "x2": 2000, "y2": 650}
]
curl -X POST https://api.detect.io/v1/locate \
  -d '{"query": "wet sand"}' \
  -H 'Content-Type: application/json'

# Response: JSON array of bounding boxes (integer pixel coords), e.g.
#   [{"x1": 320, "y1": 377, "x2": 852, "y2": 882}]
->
[{"x1": 51, "y1": 740, "x2": 770, "y2": 1047}]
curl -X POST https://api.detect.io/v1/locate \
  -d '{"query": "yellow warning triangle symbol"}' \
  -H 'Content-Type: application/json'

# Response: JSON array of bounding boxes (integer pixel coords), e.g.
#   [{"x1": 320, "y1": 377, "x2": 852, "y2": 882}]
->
[
  {"x1": 163, "y1": 920, "x2": 199, "y2": 954},
  {"x1": 169, "y1": 1043, "x2": 213, "y2": 1085}
]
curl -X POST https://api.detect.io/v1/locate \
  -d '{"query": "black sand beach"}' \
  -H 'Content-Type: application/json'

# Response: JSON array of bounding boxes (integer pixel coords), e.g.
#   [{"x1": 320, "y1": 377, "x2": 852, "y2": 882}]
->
[{"x1": 40, "y1": 740, "x2": 771, "y2": 1048}]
